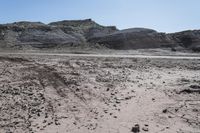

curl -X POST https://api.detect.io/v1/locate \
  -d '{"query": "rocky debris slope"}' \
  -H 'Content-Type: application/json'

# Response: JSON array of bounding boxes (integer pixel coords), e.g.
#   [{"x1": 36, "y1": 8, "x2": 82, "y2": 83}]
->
[{"x1": 0, "y1": 19, "x2": 200, "y2": 51}]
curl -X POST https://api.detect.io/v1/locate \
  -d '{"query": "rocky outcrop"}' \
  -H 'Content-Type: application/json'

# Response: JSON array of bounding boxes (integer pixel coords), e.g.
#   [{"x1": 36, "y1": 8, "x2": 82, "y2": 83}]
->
[
  {"x1": 0, "y1": 19, "x2": 118, "y2": 50},
  {"x1": 0, "y1": 19, "x2": 200, "y2": 51},
  {"x1": 49, "y1": 19, "x2": 118, "y2": 40},
  {"x1": 169, "y1": 30, "x2": 200, "y2": 52},
  {"x1": 88, "y1": 27, "x2": 200, "y2": 51},
  {"x1": 88, "y1": 28, "x2": 176, "y2": 49},
  {"x1": 0, "y1": 21, "x2": 80, "y2": 49}
]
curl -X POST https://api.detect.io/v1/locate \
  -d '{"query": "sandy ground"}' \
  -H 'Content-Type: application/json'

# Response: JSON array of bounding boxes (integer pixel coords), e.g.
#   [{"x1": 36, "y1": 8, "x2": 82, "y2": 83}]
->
[{"x1": 0, "y1": 53, "x2": 200, "y2": 133}]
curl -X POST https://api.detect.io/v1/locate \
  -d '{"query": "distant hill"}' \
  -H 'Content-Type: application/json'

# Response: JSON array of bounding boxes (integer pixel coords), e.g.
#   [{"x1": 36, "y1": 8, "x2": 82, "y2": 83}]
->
[{"x1": 0, "y1": 19, "x2": 200, "y2": 52}]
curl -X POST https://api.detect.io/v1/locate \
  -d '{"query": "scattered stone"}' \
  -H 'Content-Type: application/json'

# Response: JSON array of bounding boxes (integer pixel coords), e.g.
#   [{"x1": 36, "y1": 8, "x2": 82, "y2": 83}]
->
[
  {"x1": 104, "y1": 110, "x2": 108, "y2": 113},
  {"x1": 142, "y1": 127, "x2": 149, "y2": 132},
  {"x1": 168, "y1": 116, "x2": 172, "y2": 118},
  {"x1": 116, "y1": 100, "x2": 121, "y2": 104},
  {"x1": 131, "y1": 124, "x2": 140, "y2": 133},
  {"x1": 190, "y1": 85, "x2": 200, "y2": 89},
  {"x1": 192, "y1": 108, "x2": 198, "y2": 112},
  {"x1": 162, "y1": 109, "x2": 167, "y2": 113}
]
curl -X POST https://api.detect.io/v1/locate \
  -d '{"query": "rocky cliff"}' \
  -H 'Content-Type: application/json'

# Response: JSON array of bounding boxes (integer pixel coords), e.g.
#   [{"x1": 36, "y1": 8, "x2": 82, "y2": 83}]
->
[{"x1": 0, "y1": 19, "x2": 200, "y2": 52}]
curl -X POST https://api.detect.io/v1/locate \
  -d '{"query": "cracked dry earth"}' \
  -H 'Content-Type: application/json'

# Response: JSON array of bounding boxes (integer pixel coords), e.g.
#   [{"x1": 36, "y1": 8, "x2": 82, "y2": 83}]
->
[{"x1": 0, "y1": 55, "x2": 200, "y2": 133}]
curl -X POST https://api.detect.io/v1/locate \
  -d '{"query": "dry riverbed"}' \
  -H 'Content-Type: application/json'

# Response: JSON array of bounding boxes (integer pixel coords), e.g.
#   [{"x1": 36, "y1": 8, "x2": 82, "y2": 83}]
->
[{"x1": 0, "y1": 54, "x2": 200, "y2": 133}]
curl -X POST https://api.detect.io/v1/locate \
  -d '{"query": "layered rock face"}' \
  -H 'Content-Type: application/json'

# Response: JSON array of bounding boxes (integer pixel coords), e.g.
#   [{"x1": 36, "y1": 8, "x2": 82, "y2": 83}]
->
[
  {"x1": 49, "y1": 19, "x2": 118, "y2": 39},
  {"x1": 0, "y1": 19, "x2": 200, "y2": 51},
  {"x1": 0, "y1": 22, "x2": 79, "y2": 49},
  {"x1": 169, "y1": 30, "x2": 200, "y2": 52},
  {"x1": 88, "y1": 28, "x2": 175, "y2": 49},
  {"x1": 0, "y1": 19, "x2": 118, "y2": 49}
]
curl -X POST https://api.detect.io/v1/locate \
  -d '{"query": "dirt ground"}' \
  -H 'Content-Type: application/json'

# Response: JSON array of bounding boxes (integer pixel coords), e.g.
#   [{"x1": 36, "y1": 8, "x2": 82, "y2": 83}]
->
[{"x1": 0, "y1": 53, "x2": 200, "y2": 133}]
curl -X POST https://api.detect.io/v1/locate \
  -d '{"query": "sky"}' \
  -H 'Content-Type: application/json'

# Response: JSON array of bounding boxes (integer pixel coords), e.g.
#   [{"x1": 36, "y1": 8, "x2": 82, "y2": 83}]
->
[{"x1": 0, "y1": 0, "x2": 200, "y2": 33}]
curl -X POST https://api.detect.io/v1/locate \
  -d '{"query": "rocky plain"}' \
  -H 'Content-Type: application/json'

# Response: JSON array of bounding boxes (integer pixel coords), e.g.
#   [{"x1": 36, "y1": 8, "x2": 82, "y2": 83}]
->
[{"x1": 0, "y1": 19, "x2": 200, "y2": 133}]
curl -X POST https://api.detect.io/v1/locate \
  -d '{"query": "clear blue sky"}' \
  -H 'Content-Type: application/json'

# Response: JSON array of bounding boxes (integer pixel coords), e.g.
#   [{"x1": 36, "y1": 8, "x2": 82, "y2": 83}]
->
[{"x1": 0, "y1": 0, "x2": 200, "y2": 33}]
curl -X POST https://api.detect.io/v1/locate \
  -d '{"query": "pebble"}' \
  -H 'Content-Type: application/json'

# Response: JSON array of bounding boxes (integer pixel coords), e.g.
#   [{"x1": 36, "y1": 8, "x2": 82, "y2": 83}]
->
[
  {"x1": 142, "y1": 127, "x2": 149, "y2": 132},
  {"x1": 131, "y1": 124, "x2": 140, "y2": 133}
]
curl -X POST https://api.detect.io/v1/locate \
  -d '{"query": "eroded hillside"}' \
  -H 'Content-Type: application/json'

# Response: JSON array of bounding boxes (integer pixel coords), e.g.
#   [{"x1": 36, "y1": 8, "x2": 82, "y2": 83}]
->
[{"x1": 0, "y1": 19, "x2": 200, "y2": 51}]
